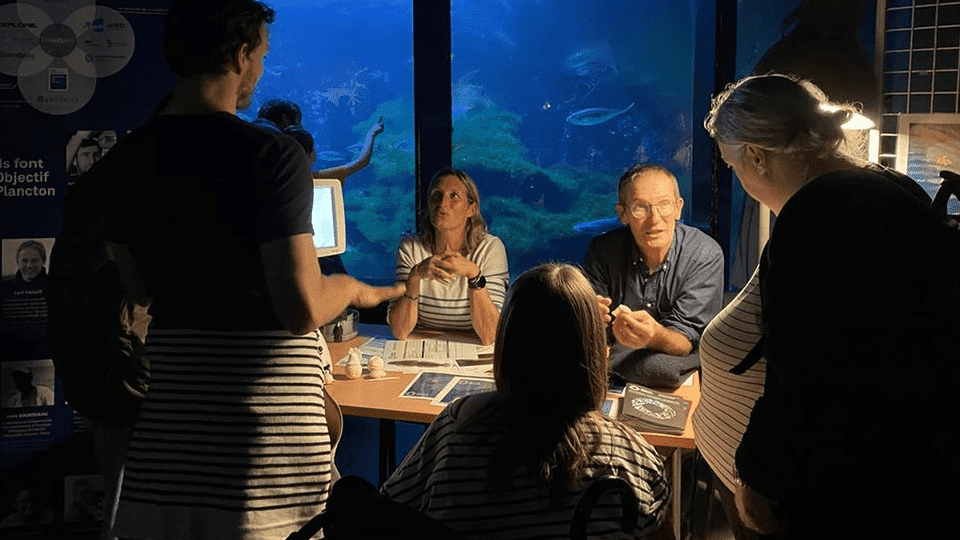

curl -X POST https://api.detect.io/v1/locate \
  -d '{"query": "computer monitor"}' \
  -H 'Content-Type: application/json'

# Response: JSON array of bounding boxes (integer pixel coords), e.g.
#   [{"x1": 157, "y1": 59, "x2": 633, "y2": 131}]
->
[{"x1": 312, "y1": 178, "x2": 347, "y2": 257}]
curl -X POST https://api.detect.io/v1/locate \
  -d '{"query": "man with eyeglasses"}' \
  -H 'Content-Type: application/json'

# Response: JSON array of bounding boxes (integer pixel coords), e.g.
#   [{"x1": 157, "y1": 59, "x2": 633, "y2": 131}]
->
[{"x1": 583, "y1": 163, "x2": 724, "y2": 389}]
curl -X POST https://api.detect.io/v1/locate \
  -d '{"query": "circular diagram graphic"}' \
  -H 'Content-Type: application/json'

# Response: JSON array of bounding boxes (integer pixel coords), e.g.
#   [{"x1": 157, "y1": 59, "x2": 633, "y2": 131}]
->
[
  {"x1": 631, "y1": 397, "x2": 678, "y2": 421},
  {"x1": 0, "y1": 1, "x2": 135, "y2": 115}
]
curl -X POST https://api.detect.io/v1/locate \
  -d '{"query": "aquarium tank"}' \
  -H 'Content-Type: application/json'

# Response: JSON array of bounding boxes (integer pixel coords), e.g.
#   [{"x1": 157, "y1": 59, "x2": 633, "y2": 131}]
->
[{"x1": 247, "y1": 0, "x2": 696, "y2": 283}]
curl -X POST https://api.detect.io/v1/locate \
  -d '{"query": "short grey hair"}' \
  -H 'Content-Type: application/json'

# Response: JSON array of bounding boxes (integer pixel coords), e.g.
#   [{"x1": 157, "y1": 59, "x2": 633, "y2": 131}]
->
[
  {"x1": 617, "y1": 163, "x2": 679, "y2": 205},
  {"x1": 704, "y1": 73, "x2": 855, "y2": 158}
]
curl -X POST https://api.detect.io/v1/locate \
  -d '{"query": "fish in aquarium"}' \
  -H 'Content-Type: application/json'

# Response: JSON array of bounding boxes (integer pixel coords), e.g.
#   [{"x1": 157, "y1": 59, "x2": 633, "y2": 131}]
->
[
  {"x1": 390, "y1": 137, "x2": 416, "y2": 152},
  {"x1": 566, "y1": 103, "x2": 634, "y2": 126},
  {"x1": 573, "y1": 216, "x2": 622, "y2": 235},
  {"x1": 563, "y1": 44, "x2": 620, "y2": 79},
  {"x1": 316, "y1": 150, "x2": 347, "y2": 162},
  {"x1": 452, "y1": 70, "x2": 492, "y2": 119}
]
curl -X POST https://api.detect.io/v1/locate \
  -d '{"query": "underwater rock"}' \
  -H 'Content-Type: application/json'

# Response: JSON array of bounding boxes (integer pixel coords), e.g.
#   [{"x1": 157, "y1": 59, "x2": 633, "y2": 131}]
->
[
  {"x1": 562, "y1": 44, "x2": 620, "y2": 79},
  {"x1": 518, "y1": 172, "x2": 570, "y2": 213}
]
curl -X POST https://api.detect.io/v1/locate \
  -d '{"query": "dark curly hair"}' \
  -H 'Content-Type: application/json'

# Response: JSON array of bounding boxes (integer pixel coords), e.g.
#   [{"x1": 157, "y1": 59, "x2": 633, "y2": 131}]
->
[
  {"x1": 283, "y1": 125, "x2": 315, "y2": 160},
  {"x1": 259, "y1": 99, "x2": 303, "y2": 129},
  {"x1": 164, "y1": 0, "x2": 275, "y2": 78}
]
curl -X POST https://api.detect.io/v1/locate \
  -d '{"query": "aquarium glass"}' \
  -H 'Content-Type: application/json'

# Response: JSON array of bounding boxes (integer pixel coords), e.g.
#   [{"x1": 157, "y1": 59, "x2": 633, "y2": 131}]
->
[
  {"x1": 247, "y1": 1, "x2": 696, "y2": 283},
  {"x1": 247, "y1": 0, "x2": 415, "y2": 280},
  {"x1": 451, "y1": 0, "x2": 695, "y2": 277}
]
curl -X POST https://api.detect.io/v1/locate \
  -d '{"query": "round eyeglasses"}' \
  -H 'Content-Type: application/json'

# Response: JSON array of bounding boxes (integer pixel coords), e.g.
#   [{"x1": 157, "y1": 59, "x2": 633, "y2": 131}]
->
[{"x1": 624, "y1": 199, "x2": 678, "y2": 220}]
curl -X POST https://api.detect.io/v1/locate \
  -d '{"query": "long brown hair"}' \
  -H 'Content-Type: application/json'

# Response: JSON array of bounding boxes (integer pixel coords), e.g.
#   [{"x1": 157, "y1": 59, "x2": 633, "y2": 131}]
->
[
  {"x1": 418, "y1": 168, "x2": 488, "y2": 255},
  {"x1": 494, "y1": 263, "x2": 608, "y2": 487}
]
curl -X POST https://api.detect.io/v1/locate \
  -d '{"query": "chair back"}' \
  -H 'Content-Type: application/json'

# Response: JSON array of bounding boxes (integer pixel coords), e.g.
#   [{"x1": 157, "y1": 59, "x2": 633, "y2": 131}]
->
[
  {"x1": 286, "y1": 475, "x2": 463, "y2": 540},
  {"x1": 569, "y1": 475, "x2": 639, "y2": 540}
]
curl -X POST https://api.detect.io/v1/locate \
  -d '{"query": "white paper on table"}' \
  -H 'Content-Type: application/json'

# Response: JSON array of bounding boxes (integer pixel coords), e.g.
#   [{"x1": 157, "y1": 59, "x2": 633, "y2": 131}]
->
[
  {"x1": 447, "y1": 340, "x2": 478, "y2": 360},
  {"x1": 380, "y1": 338, "x2": 479, "y2": 361},
  {"x1": 408, "y1": 339, "x2": 429, "y2": 358},
  {"x1": 385, "y1": 357, "x2": 455, "y2": 373},
  {"x1": 350, "y1": 337, "x2": 490, "y2": 373},
  {"x1": 422, "y1": 339, "x2": 448, "y2": 359},
  {"x1": 357, "y1": 336, "x2": 388, "y2": 356},
  {"x1": 382, "y1": 340, "x2": 410, "y2": 360}
]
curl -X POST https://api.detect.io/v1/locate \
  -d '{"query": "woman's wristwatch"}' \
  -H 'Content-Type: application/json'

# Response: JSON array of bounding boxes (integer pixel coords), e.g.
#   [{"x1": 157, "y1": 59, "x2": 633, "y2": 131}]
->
[{"x1": 467, "y1": 272, "x2": 486, "y2": 289}]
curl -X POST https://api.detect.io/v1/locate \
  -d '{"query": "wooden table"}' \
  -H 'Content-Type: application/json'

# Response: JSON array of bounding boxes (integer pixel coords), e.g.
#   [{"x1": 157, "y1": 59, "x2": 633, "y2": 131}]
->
[{"x1": 323, "y1": 325, "x2": 698, "y2": 540}]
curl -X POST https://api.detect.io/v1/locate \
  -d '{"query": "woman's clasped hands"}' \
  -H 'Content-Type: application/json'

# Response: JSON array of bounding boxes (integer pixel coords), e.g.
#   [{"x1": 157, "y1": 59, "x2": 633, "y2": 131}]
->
[{"x1": 414, "y1": 245, "x2": 480, "y2": 285}]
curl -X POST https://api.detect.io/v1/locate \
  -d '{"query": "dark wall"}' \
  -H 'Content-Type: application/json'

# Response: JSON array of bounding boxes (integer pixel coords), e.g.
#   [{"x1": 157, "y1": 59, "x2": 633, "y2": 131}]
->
[{"x1": 0, "y1": 2, "x2": 172, "y2": 536}]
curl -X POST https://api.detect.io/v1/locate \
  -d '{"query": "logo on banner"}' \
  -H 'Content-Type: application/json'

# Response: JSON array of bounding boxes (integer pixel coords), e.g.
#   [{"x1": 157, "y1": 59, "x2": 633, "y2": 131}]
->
[{"x1": 0, "y1": 2, "x2": 136, "y2": 115}]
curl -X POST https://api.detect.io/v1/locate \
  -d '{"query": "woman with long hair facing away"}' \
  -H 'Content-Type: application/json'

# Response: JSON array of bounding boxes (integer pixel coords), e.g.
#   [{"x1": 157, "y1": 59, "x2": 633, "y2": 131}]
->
[
  {"x1": 382, "y1": 263, "x2": 669, "y2": 539},
  {"x1": 387, "y1": 168, "x2": 508, "y2": 345}
]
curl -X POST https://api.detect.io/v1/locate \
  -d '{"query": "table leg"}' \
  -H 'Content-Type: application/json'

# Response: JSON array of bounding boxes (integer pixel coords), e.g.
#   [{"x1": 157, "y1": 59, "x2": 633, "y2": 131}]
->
[
  {"x1": 652, "y1": 446, "x2": 681, "y2": 540},
  {"x1": 668, "y1": 448, "x2": 681, "y2": 539},
  {"x1": 379, "y1": 419, "x2": 397, "y2": 485}
]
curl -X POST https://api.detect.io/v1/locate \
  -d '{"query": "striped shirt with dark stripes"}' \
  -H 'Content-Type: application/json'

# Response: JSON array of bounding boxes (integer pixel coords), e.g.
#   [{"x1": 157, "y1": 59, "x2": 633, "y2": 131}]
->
[
  {"x1": 388, "y1": 234, "x2": 508, "y2": 333},
  {"x1": 381, "y1": 392, "x2": 669, "y2": 539},
  {"x1": 691, "y1": 266, "x2": 766, "y2": 493},
  {"x1": 112, "y1": 329, "x2": 332, "y2": 540}
]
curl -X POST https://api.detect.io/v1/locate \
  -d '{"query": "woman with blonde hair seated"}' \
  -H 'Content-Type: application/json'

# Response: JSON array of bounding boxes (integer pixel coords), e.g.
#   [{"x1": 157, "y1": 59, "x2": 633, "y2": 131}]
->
[
  {"x1": 387, "y1": 168, "x2": 508, "y2": 345},
  {"x1": 382, "y1": 263, "x2": 668, "y2": 539}
]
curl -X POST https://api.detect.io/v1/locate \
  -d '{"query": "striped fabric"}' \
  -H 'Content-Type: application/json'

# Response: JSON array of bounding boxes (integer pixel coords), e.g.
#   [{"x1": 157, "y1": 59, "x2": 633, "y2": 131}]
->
[
  {"x1": 381, "y1": 393, "x2": 669, "y2": 539},
  {"x1": 388, "y1": 234, "x2": 509, "y2": 332},
  {"x1": 112, "y1": 329, "x2": 332, "y2": 540},
  {"x1": 691, "y1": 266, "x2": 766, "y2": 492}
]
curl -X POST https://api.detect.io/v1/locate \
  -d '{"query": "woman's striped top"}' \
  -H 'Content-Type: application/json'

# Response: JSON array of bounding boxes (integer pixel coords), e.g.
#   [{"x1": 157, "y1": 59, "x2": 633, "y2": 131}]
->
[
  {"x1": 388, "y1": 233, "x2": 509, "y2": 332},
  {"x1": 381, "y1": 392, "x2": 669, "y2": 539},
  {"x1": 691, "y1": 266, "x2": 766, "y2": 492}
]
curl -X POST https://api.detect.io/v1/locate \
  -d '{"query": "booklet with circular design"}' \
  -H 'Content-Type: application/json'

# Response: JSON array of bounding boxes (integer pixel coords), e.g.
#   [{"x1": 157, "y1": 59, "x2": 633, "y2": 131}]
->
[{"x1": 619, "y1": 383, "x2": 691, "y2": 435}]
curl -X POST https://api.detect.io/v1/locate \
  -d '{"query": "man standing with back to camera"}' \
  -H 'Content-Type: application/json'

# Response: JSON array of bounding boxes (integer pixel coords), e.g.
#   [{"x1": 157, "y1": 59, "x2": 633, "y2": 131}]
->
[{"x1": 91, "y1": 1, "x2": 403, "y2": 539}]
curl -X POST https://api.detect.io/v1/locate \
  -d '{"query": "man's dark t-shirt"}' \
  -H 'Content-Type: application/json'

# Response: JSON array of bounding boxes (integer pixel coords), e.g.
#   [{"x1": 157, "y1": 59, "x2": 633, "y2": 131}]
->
[{"x1": 98, "y1": 112, "x2": 313, "y2": 330}]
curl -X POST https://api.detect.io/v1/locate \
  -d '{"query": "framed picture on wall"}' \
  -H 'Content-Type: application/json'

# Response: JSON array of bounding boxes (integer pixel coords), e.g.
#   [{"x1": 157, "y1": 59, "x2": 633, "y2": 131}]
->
[{"x1": 895, "y1": 113, "x2": 960, "y2": 213}]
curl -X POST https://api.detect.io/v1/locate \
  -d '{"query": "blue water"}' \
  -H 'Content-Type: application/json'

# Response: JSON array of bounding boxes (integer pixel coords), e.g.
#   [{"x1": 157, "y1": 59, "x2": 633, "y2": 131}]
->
[{"x1": 249, "y1": 0, "x2": 695, "y2": 281}]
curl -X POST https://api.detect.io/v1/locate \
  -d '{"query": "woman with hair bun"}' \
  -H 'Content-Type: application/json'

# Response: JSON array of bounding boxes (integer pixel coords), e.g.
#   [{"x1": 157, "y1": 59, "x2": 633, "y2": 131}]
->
[{"x1": 703, "y1": 73, "x2": 959, "y2": 539}]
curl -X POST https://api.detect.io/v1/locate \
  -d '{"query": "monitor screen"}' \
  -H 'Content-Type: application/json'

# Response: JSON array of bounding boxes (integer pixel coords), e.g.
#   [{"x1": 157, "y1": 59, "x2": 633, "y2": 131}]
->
[{"x1": 312, "y1": 178, "x2": 346, "y2": 257}]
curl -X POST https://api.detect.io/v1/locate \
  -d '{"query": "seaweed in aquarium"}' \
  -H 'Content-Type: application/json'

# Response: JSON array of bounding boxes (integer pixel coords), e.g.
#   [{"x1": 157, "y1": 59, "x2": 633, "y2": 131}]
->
[
  {"x1": 485, "y1": 190, "x2": 614, "y2": 253},
  {"x1": 452, "y1": 104, "x2": 538, "y2": 177},
  {"x1": 317, "y1": 67, "x2": 374, "y2": 116},
  {"x1": 672, "y1": 137, "x2": 693, "y2": 172},
  {"x1": 540, "y1": 165, "x2": 608, "y2": 192},
  {"x1": 347, "y1": 185, "x2": 415, "y2": 251},
  {"x1": 365, "y1": 96, "x2": 417, "y2": 179}
]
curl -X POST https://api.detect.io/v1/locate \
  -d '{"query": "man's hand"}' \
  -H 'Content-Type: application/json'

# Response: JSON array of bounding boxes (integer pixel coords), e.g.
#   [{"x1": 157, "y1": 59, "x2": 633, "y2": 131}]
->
[
  {"x1": 735, "y1": 482, "x2": 784, "y2": 535},
  {"x1": 610, "y1": 305, "x2": 658, "y2": 349},
  {"x1": 352, "y1": 282, "x2": 405, "y2": 308},
  {"x1": 596, "y1": 295, "x2": 613, "y2": 324}
]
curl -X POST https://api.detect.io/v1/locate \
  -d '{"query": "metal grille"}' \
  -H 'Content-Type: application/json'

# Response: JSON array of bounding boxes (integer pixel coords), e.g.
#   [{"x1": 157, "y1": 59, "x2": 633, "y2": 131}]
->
[{"x1": 879, "y1": 0, "x2": 960, "y2": 167}]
